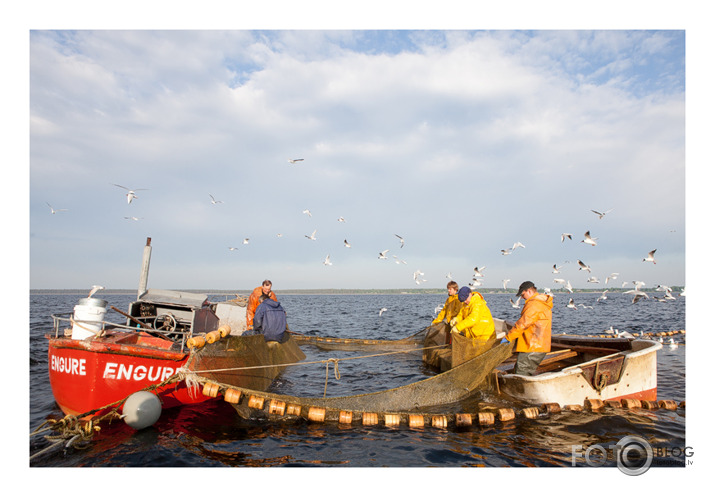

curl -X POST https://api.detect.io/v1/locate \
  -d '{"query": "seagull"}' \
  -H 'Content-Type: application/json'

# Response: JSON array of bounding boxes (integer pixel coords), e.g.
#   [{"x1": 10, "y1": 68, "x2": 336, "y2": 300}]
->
[
  {"x1": 413, "y1": 269, "x2": 425, "y2": 281},
  {"x1": 88, "y1": 285, "x2": 104, "y2": 298},
  {"x1": 393, "y1": 256, "x2": 407, "y2": 264},
  {"x1": 563, "y1": 280, "x2": 574, "y2": 293},
  {"x1": 337, "y1": 217, "x2": 346, "y2": 223},
  {"x1": 625, "y1": 289, "x2": 649, "y2": 304},
  {"x1": 46, "y1": 202, "x2": 68, "y2": 214},
  {"x1": 209, "y1": 194, "x2": 223, "y2": 205},
  {"x1": 567, "y1": 298, "x2": 578, "y2": 310},
  {"x1": 288, "y1": 159, "x2": 304, "y2": 164},
  {"x1": 591, "y1": 208, "x2": 614, "y2": 219},
  {"x1": 473, "y1": 266, "x2": 486, "y2": 278},
  {"x1": 656, "y1": 284, "x2": 673, "y2": 293},
  {"x1": 305, "y1": 230, "x2": 317, "y2": 241},
  {"x1": 553, "y1": 278, "x2": 566, "y2": 285},
  {"x1": 434, "y1": 305, "x2": 444, "y2": 315},
  {"x1": 552, "y1": 264, "x2": 562, "y2": 274},
  {"x1": 663, "y1": 290, "x2": 677, "y2": 301},
  {"x1": 323, "y1": 255, "x2": 332, "y2": 266},
  {"x1": 581, "y1": 231, "x2": 598, "y2": 246},
  {"x1": 378, "y1": 250, "x2": 390, "y2": 259},
  {"x1": 379, "y1": 307, "x2": 388, "y2": 317},
  {"x1": 501, "y1": 248, "x2": 513, "y2": 256},
  {"x1": 597, "y1": 290, "x2": 609, "y2": 302},
  {"x1": 446, "y1": 272, "x2": 453, "y2": 280},
  {"x1": 302, "y1": 209, "x2": 312, "y2": 217},
  {"x1": 605, "y1": 273, "x2": 619, "y2": 284},
  {"x1": 632, "y1": 281, "x2": 646, "y2": 290},
  {"x1": 668, "y1": 338, "x2": 678, "y2": 349},
  {"x1": 643, "y1": 249, "x2": 657, "y2": 264},
  {"x1": 577, "y1": 260, "x2": 592, "y2": 273},
  {"x1": 509, "y1": 297, "x2": 521, "y2": 309},
  {"x1": 395, "y1": 234, "x2": 405, "y2": 248},
  {"x1": 277, "y1": 233, "x2": 283, "y2": 238},
  {"x1": 113, "y1": 184, "x2": 147, "y2": 204},
  {"x1": 469, "y1": 278, "x2": 483, "y2": 287},
  {"x1": 561, "y1": 233, "x2": 573, "y2": 242},
  {"x1": 502, "y1": 279, "x2": 510, "y2": 290},
  {"x1": 228, "y1": 247, "x2": 239, "y2": 251},
  {"x1": 579, "y1": 303, "x2": 594, "y2": 309},
  {"x1": 512, "y1": 241, "x2": 526, "y2": 250},
  {"x1": 587, "y1": 277, "x2": 600, "y2": 284},
  {"x1": 123, "y1": 216, "x2": 143, "y2": 221},
  {"x1": 343, "y1": 239, "x2": 351, "y2": 248}
]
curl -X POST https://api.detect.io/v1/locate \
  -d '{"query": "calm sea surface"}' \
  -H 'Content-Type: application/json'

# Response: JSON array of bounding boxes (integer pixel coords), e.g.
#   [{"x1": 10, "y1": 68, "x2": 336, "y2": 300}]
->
[{"x1": 29, "y1": 291, "x2": 686, "y2": 472}]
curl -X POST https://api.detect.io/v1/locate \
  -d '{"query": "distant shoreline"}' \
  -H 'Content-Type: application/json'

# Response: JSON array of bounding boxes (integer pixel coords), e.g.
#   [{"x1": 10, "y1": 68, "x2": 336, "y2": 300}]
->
[{"x1": 29, "y1": 287, "x2": 684, "y2": 296}]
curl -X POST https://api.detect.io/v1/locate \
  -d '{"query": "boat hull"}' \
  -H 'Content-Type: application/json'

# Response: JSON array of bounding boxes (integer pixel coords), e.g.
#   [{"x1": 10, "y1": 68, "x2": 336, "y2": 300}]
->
[
  {"x1": 497, "y1": 338, "x2": 662, "y2": 405},
  {"x1": 48, "y1": 331, "x2": 306, "y2": 418}
]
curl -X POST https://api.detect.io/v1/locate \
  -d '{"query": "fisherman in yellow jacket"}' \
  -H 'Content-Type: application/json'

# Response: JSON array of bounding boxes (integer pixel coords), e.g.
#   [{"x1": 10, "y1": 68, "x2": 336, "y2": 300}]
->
[
  {"x1": 449, "y1": 286, "x2": 495, "y2": 340},
  {"x1": 432, "y1": 281, "x2": 462, "y2": 325},
  {"x1": 504, "y1": 281, "x2": 553, "y2": 375}
]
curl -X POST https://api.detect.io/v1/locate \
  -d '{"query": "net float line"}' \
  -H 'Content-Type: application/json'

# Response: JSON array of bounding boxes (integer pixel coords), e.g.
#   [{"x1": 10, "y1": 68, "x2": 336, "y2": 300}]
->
[{"x1": 196, "y1": 376, "x2": 685, "y2": 431}]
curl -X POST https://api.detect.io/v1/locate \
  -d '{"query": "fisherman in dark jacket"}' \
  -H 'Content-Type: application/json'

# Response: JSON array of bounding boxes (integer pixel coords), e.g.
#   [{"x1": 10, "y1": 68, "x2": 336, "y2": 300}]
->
[{"x1": 252, "y1": 295, "x2": 288, "y2": 342}]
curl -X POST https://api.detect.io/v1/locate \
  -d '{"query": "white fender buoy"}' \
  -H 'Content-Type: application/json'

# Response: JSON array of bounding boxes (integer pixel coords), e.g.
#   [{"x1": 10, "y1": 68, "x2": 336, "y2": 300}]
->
[{"x1": 122, "y1": 391, "x2": 162, "y2": 430}]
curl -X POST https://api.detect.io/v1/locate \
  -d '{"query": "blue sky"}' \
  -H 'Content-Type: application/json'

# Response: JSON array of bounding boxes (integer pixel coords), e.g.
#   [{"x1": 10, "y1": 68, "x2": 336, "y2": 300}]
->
[{"x1": 27, "y1": 28, "x2": 688, "y2": 291}]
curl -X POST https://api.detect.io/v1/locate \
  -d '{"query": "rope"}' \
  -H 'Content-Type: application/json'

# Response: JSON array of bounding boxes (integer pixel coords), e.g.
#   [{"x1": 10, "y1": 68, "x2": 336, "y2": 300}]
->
[{"x1": 324, "y1": 358, "x2": 341, "y2": 398}]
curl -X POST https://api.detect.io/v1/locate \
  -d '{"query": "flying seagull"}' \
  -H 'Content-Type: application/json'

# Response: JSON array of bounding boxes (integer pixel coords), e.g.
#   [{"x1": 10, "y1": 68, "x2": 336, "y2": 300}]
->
[
  {"x1": 509, "y1": 297, "x2": 521, "y2": 309},
  {"x1": 113, "y1": 184, "x2": 147, "y2": 204},
  {"x1": 393, "y1": 255, "x2": 407, "y2": 264},
  {"x1": 209, "y1": 194, "x2": 223, "y2": 205},
  {"x1": 123, "y1": 216, "x2": 143, "y2": 221},
  {"x1": 643, "y1": 249, "x2": 657, "y2": 264},
  {"x1": 560, "y1": 233, "x2": 573, "y2": 242},
  {"x1": 552, "y1": 264, "x2": 562, "y2": 274},
  {"x1": 288, "y1": 159, "x2": 304, "y2": 164},
  {"x1": 577, "y1": 260, "x2": 592, "y2": 273},
  {"x1": 379, "y1": 307, "x2": 388, "y2": 317},
  {"x1": 502, "y1": 279, "x2": 510, "y2": 290},
  {"x1": 473, "y1": 266, "x2": 486, "y2": 278},
  {"x1": 581, "y1": 231, "x2": 598, "y2": 246},
  {"x1": 343, "y1": 239, "x2": 351, "y2": 248},
  {"x1": 88, "y1": 285, "x2": 104, "y2": 298},
  {"x1": 378, "y1": 250, "x2": 390, "y2": 259},
  {"x1": 305, "y1": 230, "x2": 317, "y2": 241},
  {"x1": 567, "y1": 298, "x2": 578, "y2": 310},
  {"x1": 46, "y1": 202, "x2": 68, "y2": 214},
  {"x1": 302, "y1": 209, "x2": 312, "y2": 217},
  {"x1": 605, "y1": 273, "x2": 619, "y2": 284},
  {"x1": 591, "y1": 208, "x2": 614, "y2": 219},
  {"x1": 338, "y1": 217, "x2": 346, "y2": 223},
  {"x1": 323, "y1": 255, "x2": 332, "y2": 266},
  {"x1": 242, "y1": 238, "x2": 250, "y2": 245},
  {"x1": 395, "y1": 234, "x2": 405, "y2": 248}
]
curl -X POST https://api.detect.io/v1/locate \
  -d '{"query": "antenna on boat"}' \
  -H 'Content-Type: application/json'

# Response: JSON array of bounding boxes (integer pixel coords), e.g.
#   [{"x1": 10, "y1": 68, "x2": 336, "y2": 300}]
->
[{"x1": 138, "y1": 237, "x2": 152, "y2": 299}]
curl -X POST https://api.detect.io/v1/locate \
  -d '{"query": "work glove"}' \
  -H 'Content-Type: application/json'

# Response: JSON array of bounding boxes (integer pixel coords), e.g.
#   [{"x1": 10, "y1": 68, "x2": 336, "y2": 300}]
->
[{"x1": 449, "y1": 317, "x2": 459, "y2": 327}]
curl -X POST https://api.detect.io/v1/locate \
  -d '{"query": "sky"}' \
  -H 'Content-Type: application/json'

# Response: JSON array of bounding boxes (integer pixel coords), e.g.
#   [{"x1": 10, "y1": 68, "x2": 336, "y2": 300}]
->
[{"x1": 27, "y1": 27, "x2": 688, "y2": 291}]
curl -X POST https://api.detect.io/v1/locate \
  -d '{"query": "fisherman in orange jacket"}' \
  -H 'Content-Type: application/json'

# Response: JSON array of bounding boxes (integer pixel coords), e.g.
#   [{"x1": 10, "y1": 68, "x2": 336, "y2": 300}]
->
[
  {"x1": 246, "y1": 280, "x2": 278, "y2": 329},
  {"x1": 504, "y1": 281, "x2": 553, "y2": 375}
]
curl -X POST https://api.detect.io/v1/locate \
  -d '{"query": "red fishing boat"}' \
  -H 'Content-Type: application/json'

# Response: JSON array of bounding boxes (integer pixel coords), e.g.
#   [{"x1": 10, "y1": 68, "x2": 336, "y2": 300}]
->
[{"x1": 46, "y1": 238, "x2": 305, "y2": 418}]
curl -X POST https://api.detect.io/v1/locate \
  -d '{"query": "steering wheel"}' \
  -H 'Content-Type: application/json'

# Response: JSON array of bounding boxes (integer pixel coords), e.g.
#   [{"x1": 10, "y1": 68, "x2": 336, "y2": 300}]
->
[{"x1": 154, "y1": 313, "x2": 177, "y2": 332}]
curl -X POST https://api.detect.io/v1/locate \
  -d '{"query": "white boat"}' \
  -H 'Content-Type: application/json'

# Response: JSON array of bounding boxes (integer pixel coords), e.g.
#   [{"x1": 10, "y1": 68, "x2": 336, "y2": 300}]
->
[{"x1": 495, "y1": 334, "x2": 663, "y2": 405}]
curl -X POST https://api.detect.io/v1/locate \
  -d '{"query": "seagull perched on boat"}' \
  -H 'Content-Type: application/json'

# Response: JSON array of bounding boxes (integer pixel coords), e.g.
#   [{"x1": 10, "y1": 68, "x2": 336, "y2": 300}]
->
[
  {"x1": 643, "y1": 249, "x2": 657, "y2": 264},
  {"x1": 302, "y1": 209, "x2": 312, "y2": 217},
  {"x1": 113, "y1": 184, "x2": 148, "y2": 204},
  {"x1": 379, "y1": 307, "x2": 388, "y2": 317},
  {"x1": 378, "y1": 249, "x2": 390, "y2": 259},
  {"x1": 577, "y1": 260, "x2": 592, "y2": 273},
  {"x1": 560, "y1": 233, "x2": 573, "y2": 243},
  {"x1": 509, "y1": 297, "x2": 521, "y2": 309},
  {"x1": 591, "y1": 208, "x2": 614, "y2": 219},
  {"x1": 46, "y1": 202, "x2": 68, "y2": 214},
  {"x1": 323, "y1": 255, "x2": 332, "y2": 266},
  {"x1": 552, "y1": 264, "x2": 562, "y2": 274},
  {"x1": 305, "y1": 230, "x2": 317, "y2": 241},
  {"x1": 567, "y1": 298, "x2": 578, "y2": 310},
  {"x1": 343, "y1": 239, "x2": 351, "y2": 248},
  {"x1": 288, "y1": 158, "x2": 304, "y2": 164},
  {"x1": 88, "y1": 285, "x2": 104, "y2": 298},
  {"x1": 581, "y1": 231, "x2": 598, "y2": 246},
  {"x1": 395, "y1": 234, "x2": 405, "y2": 248},
  {"x1": 209, "y1": 194, "x2": 223, "y2": 205}
]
